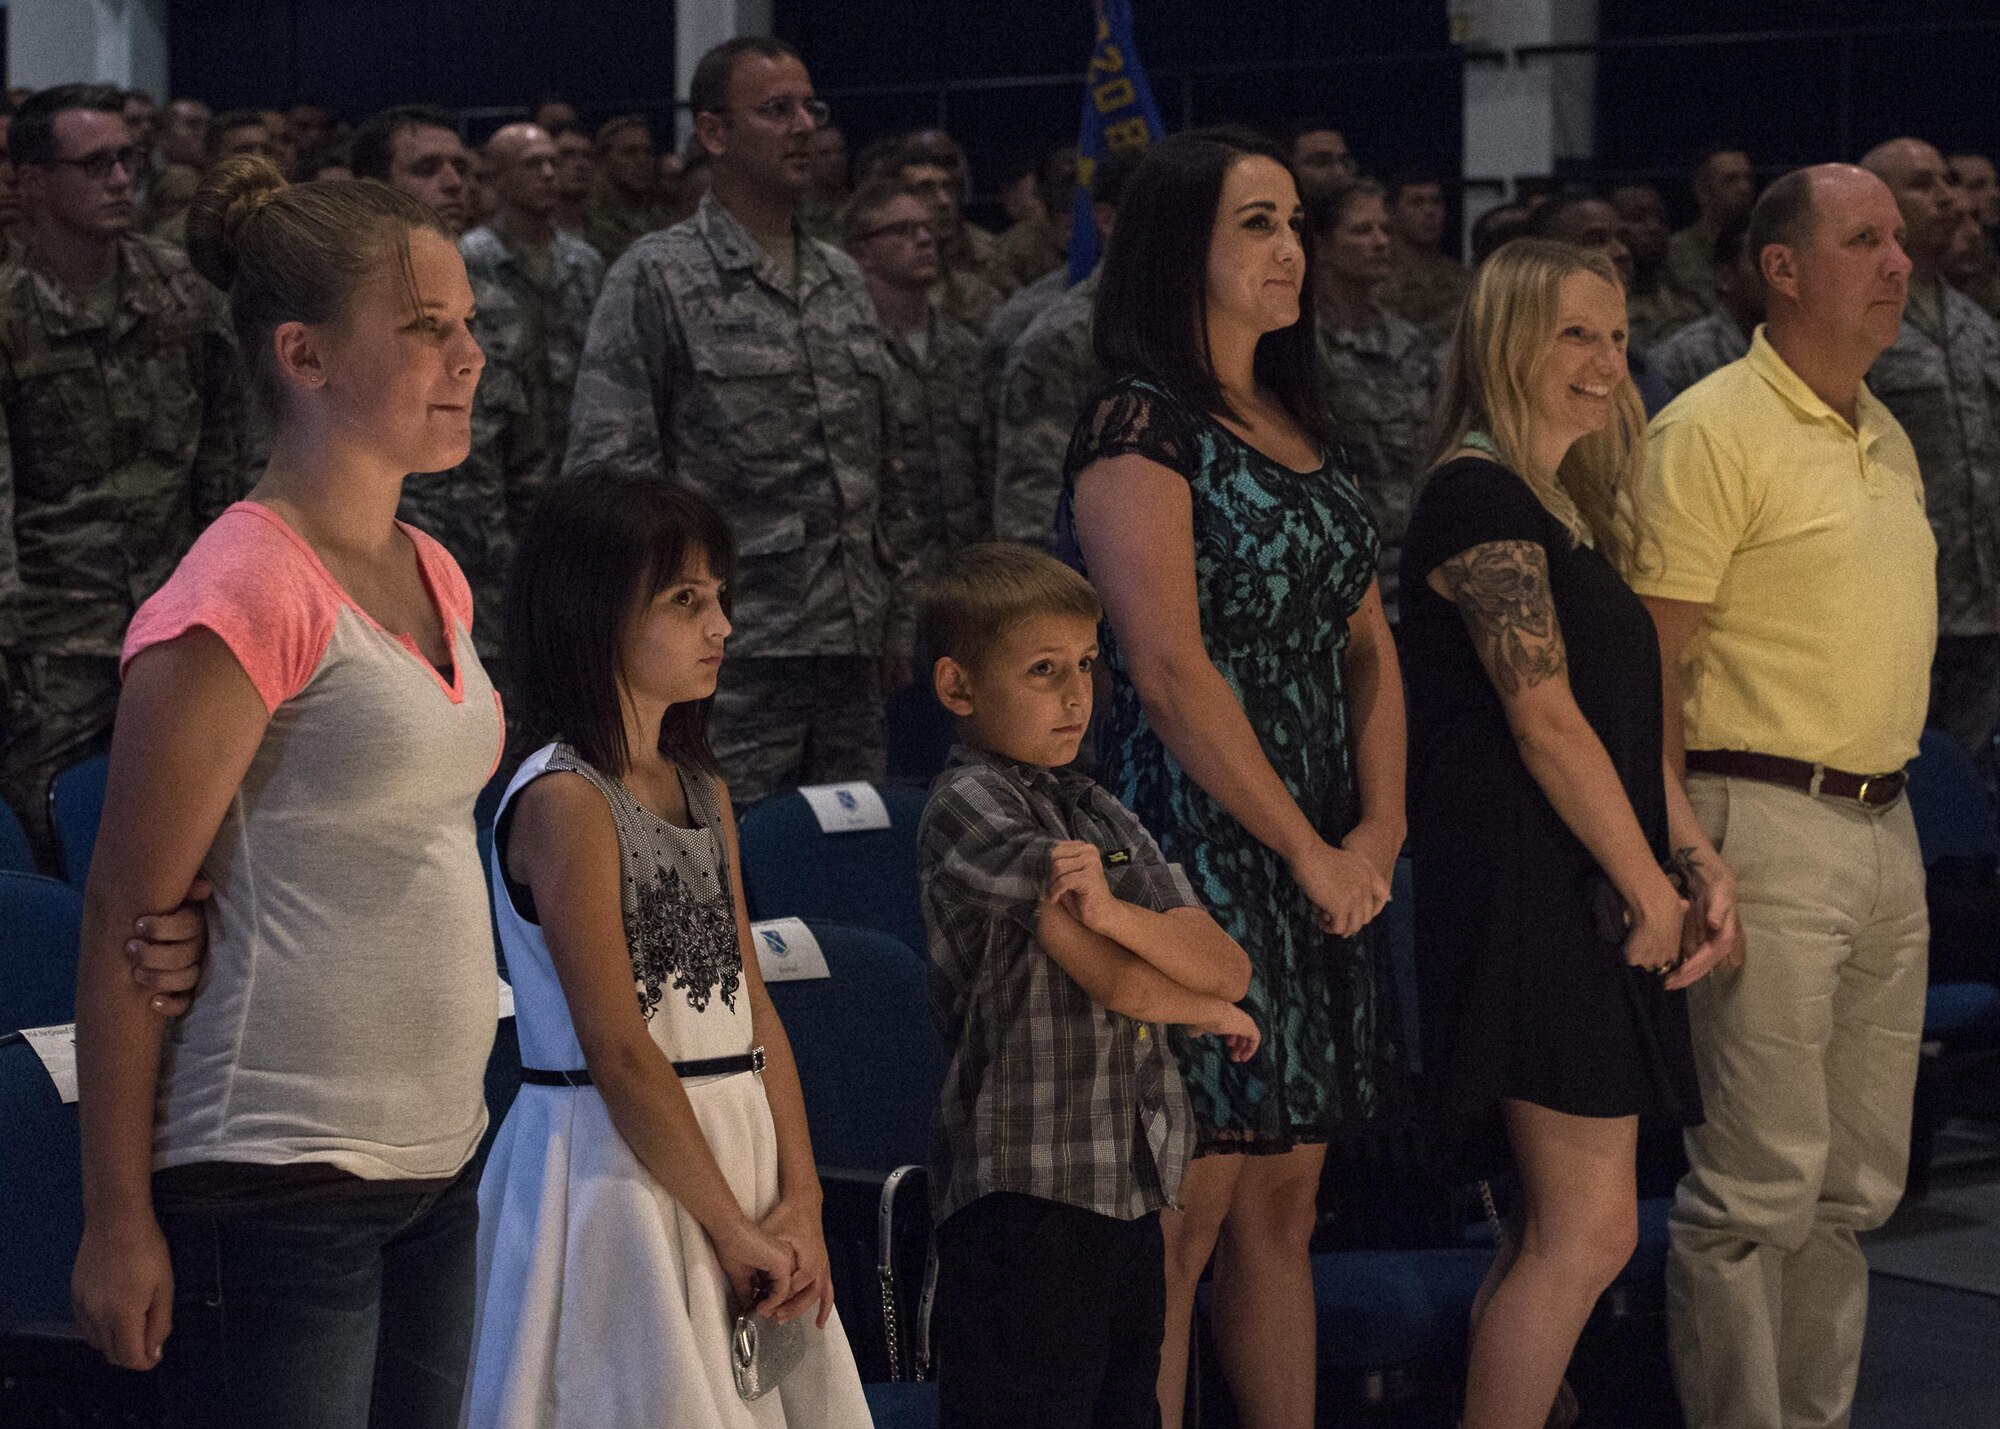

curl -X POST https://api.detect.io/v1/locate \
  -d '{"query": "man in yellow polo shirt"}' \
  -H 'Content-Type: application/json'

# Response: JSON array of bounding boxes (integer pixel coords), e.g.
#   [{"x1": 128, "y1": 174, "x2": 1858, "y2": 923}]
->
[{"x1": 1630, "y1": 163, "x2": 1936, "y2": 1429}]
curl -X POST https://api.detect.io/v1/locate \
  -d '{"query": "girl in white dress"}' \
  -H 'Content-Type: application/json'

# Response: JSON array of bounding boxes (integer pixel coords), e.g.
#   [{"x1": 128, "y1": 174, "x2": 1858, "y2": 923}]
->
[{"x1": 462, "y1": 472, "x2": 872, "y2": 1428}]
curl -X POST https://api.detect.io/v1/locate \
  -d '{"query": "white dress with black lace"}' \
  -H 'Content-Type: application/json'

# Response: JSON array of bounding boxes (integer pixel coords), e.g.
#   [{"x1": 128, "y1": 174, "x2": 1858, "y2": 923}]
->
[{"x1": 461, "y1": 743, "x2": 871, "y2": 1429}]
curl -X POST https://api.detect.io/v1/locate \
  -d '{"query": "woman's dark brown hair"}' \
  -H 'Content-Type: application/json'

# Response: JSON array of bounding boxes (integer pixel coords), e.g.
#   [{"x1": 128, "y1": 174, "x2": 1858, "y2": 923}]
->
[
  {"x1": 185, "y1": 155, "x2": 451, "y2": 419},
  {"x1": 1092, "y1": 125, "x2": 1326, "y2": 441}
]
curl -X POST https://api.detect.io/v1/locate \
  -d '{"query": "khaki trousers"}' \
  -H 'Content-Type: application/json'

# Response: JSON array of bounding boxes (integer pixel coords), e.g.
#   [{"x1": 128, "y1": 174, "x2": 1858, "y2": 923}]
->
[{"x1": 1667, "y1": 775, "x2": 1928, "y2": 1429}]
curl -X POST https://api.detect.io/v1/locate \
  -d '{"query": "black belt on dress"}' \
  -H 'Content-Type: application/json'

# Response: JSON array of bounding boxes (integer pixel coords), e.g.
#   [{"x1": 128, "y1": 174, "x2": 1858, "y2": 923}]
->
[
  {"x1": 521, "y1": 1045, "x2": 766, "y2": 1087},
  {"x1": 1684, "y1": 750, "x2": 1907, "y2": 807}
]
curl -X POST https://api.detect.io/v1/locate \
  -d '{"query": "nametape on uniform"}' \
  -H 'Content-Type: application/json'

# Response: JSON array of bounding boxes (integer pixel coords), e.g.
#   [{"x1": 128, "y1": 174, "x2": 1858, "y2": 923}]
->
[
  {"x1": 798, "y1": 781, "x2": 892, "y2": 834},
  {"x1": 751, "y1": 918, "x2": 832, "y2": 982},
  {"x1": 497, "y1": 979, "x2": 516, "y2": 1021},
  {"x1": 21, "y1": 1023, "x2": 78, "y2": 1103}
]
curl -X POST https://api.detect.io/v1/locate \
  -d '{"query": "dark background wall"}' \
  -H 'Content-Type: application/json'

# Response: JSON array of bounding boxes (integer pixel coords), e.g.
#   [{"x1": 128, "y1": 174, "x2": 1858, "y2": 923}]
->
[
  {"x1": 1594, "y1": 0, "x2": 2000, "y2": 221},
  {"x1": 158, "y1": 0, "x2": 2000, "y2": 224},
  {"x1": 163, "y1": 1, "x2": 1462, "y2": 210}
]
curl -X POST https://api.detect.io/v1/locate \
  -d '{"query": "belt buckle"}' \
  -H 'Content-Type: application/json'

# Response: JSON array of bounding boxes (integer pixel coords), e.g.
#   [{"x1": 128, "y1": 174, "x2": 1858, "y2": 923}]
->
[
  {"x1": 749, "y1": 1045, "x2": 767, "y2": 1074},
  {"x1": 1855, "y1": 776, "x2": 1875, "y2": 805}
]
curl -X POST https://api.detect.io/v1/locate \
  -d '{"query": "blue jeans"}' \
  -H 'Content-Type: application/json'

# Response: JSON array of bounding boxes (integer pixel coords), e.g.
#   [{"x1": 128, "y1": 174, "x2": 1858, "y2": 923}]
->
[{"x1": 157, "y1": 1165, "x2": 478, "y2": 1429}]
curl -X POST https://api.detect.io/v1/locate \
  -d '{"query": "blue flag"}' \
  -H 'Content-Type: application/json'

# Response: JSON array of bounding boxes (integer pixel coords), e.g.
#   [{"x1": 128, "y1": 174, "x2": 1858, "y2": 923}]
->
[{"x1": 1069, "y1": 0, "x2": 1165, "y2": 285}]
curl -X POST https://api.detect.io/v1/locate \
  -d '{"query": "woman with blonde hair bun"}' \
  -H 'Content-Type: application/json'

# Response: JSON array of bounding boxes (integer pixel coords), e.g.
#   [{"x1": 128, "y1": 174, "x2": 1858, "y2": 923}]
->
[
  {"x1": 1400, "y1": 237, "x2": 1741, "y2": 1428},
  {"x1": 70, "y1": 155, "x2": 498, "y2": 1427}
]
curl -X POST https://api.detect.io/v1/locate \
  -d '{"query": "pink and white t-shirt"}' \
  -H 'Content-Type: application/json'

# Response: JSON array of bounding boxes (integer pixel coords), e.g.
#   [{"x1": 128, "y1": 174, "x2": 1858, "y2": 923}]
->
[{"x1": 123, "y1": 501, "x2": 503, "y2": 1180}]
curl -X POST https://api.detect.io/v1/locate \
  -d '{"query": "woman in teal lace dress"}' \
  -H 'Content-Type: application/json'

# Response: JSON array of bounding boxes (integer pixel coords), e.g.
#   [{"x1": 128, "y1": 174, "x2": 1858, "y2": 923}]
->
[{"x1": 1058, "y1": 128, "x2": 1407, "y2": 1429}]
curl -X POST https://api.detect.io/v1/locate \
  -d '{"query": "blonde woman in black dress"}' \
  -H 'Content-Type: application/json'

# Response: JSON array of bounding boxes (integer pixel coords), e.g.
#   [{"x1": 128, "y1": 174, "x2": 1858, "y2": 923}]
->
[{"x1": 1399, "y1": 239, "x2": 1741, "y2": 1429}]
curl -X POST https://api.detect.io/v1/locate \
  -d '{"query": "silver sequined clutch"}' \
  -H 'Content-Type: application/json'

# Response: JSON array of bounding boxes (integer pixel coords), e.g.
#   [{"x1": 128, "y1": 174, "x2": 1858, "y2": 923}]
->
[{"x1": 731, "y1": 1306, "x2": 809, "y2": 1401}]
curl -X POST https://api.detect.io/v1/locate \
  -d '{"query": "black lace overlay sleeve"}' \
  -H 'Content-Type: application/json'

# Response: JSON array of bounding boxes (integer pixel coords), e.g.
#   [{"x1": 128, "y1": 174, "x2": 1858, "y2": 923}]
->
[{"x1": 1061, "y1": 376, "x2": 1206, "y2": 489}]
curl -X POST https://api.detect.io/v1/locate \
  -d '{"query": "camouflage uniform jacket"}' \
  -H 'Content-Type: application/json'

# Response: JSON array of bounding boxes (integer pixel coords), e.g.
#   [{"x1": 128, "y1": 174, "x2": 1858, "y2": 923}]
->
[
  {"x1": 994, "y1": 268, "x2": 1101, "y2": 548},
  {"x1": 1664, "y1": 221, "x2": 1722, "y2": 314},
  {"x1": 459, "y1": 223, "x2": 606, "y2": 458},
  {"x1": 1375, "y1": 247, "x2": 1468, "y2": 348},
  {"x1": 1869, "y1": 282, "x2": 2000, "y2": 636},
  {"x1": 883, "y1": 308, "x2": 989, "y2": 575},
  {"x1": 796, "y1": 187, "x2": 847, "y2": 244},
  {"x1": 1316, "y1": 309, "x2": 1441, "y2": 621},
  {"x1": 584, "y1": 183, "x2": 677, "y2": 265},
  {"x1": 989, "y1": 216, "x2": 1066, "y2": 293},
  {"x1": 980, "y1": 266, "x2": 1069, "y2": 417},
  {"x1": 1953, "y1": 238, "x2": 2000, "y2": 323},
  {"x1": 565, "y1": 192, "x2": 918, "y2": 659},
  {"x1": 1652, "y1": 312, "x2": 1752, "y2": 398},
  {"x1": 398, "y1": 263, "x2": 552, "y2": 660},
  {"x1": 0, "y1": 234, "x2": 244, "y2": 656},
  {"x1": 932, "y1": 265, "x2": 1007, "y2": 339},
  {"x1": 1627, "y1": 276, "x2": 1709, "y2": 348}
]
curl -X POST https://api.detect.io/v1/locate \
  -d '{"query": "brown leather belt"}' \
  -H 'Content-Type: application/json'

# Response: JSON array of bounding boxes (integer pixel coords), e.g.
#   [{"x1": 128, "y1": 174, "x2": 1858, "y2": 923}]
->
[{"x1": 1684, "y1": 750, "x2": 1907, "y2": 807}]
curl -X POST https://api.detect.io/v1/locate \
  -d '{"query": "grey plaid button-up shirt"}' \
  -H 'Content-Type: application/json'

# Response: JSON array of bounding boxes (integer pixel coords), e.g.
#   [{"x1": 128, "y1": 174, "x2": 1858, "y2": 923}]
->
[{"x1": 920, "y1": 745, "x2": 1201, "y2": 1224}]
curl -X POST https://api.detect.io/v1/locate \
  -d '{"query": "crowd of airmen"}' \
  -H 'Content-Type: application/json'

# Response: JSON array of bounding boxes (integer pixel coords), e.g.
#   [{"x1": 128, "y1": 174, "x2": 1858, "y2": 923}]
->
[{"x1": 6, "y1": 60, "x2": 2000, "y2": 868}]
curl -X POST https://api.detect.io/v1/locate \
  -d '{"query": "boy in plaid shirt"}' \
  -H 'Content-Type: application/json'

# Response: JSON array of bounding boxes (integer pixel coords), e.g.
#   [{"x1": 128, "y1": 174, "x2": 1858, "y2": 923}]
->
[{"x1": 917, "y1": 543, "x2": 1259, "y2": 1428}]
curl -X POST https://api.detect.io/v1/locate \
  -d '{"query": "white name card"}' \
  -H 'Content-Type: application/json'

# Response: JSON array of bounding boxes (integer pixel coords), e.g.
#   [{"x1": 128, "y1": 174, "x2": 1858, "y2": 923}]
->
[
  {"x1": 497, "y1": 979, "x2": 516, "y2": 1021},
  {"x1": 20, "y1": 1023, "x2": 78, "y2": 1103},
  {"x1": 798, "y1": 781, "x2": 891, "y2": 834},
  {"x1": 751, "y1": 918, "x2": 831, "y2": 982}
]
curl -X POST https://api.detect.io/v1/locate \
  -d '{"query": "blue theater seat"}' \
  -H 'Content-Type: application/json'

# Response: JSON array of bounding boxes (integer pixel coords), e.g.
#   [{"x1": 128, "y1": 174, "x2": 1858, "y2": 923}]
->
[
  {"x1": 0, "y1": 872, "x2": 83, "y2": 1036},
  {"x1": 738, "y1": 784, "x2": 930, "y2": 962},
  {"x1": 0, "y1": 801, "x2": 34, "y2": 876},
  {"x1": 48, "y1": 754, "x2": 109, "y2": 892}
]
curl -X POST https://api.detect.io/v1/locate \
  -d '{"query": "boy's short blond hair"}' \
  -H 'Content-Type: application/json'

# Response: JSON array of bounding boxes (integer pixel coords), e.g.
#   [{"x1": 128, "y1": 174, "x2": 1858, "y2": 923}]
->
[{"x1": 920, "y1": 542, "x2": 1101, "y2": 672}]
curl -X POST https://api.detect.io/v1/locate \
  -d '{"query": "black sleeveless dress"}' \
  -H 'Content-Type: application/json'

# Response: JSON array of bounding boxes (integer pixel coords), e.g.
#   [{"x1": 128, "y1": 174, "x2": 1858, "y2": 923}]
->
[{"x1": 1400, "y1": 456, "x2": 1701, "y2": 1146}]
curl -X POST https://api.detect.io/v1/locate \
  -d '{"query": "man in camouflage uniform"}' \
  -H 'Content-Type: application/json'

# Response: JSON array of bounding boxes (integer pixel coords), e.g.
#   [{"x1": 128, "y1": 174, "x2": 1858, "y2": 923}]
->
[
  {"x1": 845, "y1": 179, "x2": 987, "y2": 573},
  {"x1": 462, "y1": 123, "x2": 606, "y2": 462},
  {"x1": 1613, "y1": 182, "x2": 1707, "y2": 346},
  {"x1": 993, "y1": 270, "x2": 1099, "y2": 549},
  {"x1": 988, "y1": 151, "x2": 1140, "y2": 547},
  {"x1": 1375, "y1": 172, "x2": 1467, "y2": 348},
  {"x1": 0, "y1": 86, "x2": 243, "y2": 867},
  {"x1": 566, "y1": 37, "x2": 917, "y2": 805},
  {"x1": 1666, "y1": 148, "x2": 1756, "y2": 315},
  {"x1": 898, "y1": 146, "x2": 1007, "y2": 334},
  {"x1": 1653, "y1": 211, "x2": 1761, "y2": 397},
  {"x1": 353, "y1": 108, "x2": 547, "y2": 673},
  {"x1": 585, "y1": 115, "x2": 676, "y2": 263},
  {"x1": 1947, "y1": 150, "x2": 2000, "y2": 320},
  {"x1": 1865, "y1": 137, "x2": 2000, "y2": 776},
  {"x1": 1313, "y1": 177, "x2": 1442, "y2": 622},
  {"x1": 795, "y1": 123, "x2": 848, "y2": 243}
]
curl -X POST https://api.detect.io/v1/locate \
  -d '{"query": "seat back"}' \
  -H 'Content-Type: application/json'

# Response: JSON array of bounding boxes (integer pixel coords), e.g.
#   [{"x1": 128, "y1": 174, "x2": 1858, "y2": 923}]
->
[
  {"x1": 886, "y1": 680, "x2": 956, "y2": 786},
  {"x1": 763, "y1": 921, "x2": 946, "y2": 1176},
  {"x1": 738, "y1": 784, "x2": 930, "y2": 959},
  {"x1": 49, "y1": 755, "x2": 109, "y2": 892},
  {"x1": 0, "y1": 1039, "x2": 83, "y2": 1332},
  {"x1": 0, "y1": 873, "x2": 83, "y2": 1036},
  {"x1": 1908, "y1": 728, "x2": 2000, "y2": 867},
  {"x1": 0, "y1": 802, "x2": 35, "y2": 876}
]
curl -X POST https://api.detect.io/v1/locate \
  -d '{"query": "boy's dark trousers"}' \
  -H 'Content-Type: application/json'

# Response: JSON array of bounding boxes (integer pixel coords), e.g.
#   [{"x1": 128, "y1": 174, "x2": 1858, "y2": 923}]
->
[{"x1": 934, "y1": 1191, "x2": 1165, "y2": 1429}]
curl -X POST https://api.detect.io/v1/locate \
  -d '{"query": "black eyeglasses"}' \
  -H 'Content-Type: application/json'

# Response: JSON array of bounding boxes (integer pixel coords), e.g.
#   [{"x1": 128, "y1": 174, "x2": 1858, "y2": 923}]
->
[
  {"x1": 725, "y1": 96, "x2": 832, "y2": 127},
  {"x1": 47, "y1": 145, "x2": 143, "y2": 182},
  {"x1": 859, "y1": 218, "x2": 935, "y2": 243}
]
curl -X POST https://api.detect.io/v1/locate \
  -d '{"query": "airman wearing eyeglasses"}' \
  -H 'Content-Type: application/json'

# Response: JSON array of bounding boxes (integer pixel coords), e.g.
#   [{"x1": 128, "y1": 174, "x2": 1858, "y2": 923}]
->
[
  {"x1": 0, "y1": 85, "x2": 244, "y2": 869},
  {"x1": 566, "y1": 37, "x2": 922, "y2": 806},
  {"x1": 846, "y1": 181, "x2": 989, "y2": 575},
  {"x1": 897, "y1": 137, "x2": 1010, "y2": 332}
]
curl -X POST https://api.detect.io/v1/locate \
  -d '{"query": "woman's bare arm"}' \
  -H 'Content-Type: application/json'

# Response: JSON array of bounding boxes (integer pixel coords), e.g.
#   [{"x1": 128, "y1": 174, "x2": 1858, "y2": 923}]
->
[{"x1": 72, "y1": 632, "x2": 270, "y2": 1370}]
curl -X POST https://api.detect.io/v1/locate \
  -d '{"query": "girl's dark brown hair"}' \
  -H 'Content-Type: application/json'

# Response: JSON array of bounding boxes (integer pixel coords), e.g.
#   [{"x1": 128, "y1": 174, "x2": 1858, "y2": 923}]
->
[
  {"x1": 185, "y1": 155, "x2": 450, "y2": 419},
  {"x1": 504, "y1": 470, "x2": 739, "y2": 777}
]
